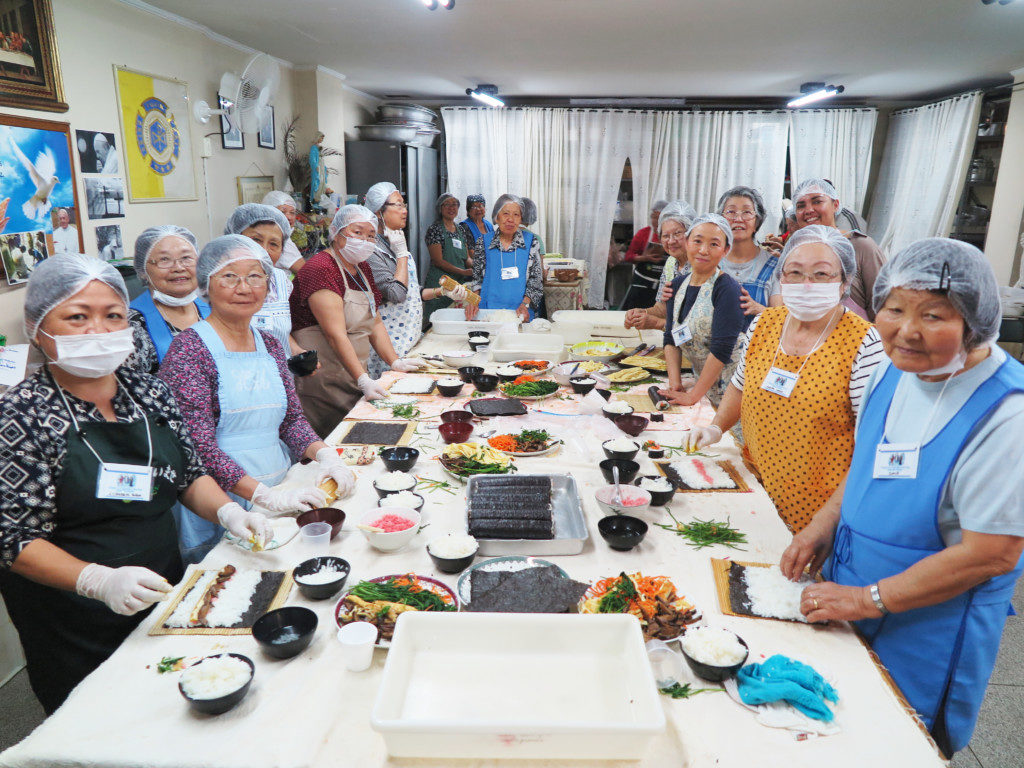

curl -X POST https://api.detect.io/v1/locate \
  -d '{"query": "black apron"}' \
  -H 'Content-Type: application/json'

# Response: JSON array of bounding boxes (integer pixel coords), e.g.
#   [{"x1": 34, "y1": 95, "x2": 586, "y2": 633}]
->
[{"x1": 0, "y1": 406, "x2": 185, "y2": 714}]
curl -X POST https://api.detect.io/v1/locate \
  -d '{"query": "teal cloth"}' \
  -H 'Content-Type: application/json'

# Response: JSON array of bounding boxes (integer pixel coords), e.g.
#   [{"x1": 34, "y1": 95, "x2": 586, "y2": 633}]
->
[{"x1": 736, "y1": 654, "x2": 839, "y2": 722}]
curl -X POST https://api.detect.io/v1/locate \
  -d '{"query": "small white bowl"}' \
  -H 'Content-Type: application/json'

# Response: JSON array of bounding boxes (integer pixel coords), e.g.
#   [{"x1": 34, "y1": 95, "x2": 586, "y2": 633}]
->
[
  {"x1": 594, "y1": 484, "x2": 652, "y2": 516},
  {"x1": 358, "y1": 507, "x2": 421, "y2": 552},
  {"x1": 442, "y1": 350, "x2": 482, "y2": 368}
]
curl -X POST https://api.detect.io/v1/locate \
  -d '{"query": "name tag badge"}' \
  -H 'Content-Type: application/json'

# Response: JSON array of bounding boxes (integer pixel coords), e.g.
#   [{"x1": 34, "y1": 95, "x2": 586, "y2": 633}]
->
[
  {"x1": 873, "y1": 443, "x2": 919, "y2": 479},
  {"x1": 97, "y1": 463, "x2": 153, "y2": 501},
  {"x1": 671, "y1": 322, "x2": 692, "y2": 345},
  {"x1": 252, "y1": 314, "x2": 272, "y2": 330},
  {"x1": 451, "y1": 238, "x2": 463, "y2": 249},
  {"x1": 500, "y1": 265, "x2": 520, "y2": 281},
  {"x1": 761, "y1": 367, "x2": 799, "y2": 398}
]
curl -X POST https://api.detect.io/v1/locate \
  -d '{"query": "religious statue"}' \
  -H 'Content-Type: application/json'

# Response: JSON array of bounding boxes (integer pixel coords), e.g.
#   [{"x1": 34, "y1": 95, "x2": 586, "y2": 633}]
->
[{"x1": 308, "y1": 131, "x2": 327, "y2": 209}]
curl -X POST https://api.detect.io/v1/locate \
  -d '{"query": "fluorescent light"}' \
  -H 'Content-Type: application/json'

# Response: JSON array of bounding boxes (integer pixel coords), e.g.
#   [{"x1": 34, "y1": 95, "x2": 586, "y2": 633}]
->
[
  {"x1": 787, "y1": 85, "x2": 844, "y2": 108},
  {"x1": 469, "y1": 89, "x2": 504, "y2": 107}
]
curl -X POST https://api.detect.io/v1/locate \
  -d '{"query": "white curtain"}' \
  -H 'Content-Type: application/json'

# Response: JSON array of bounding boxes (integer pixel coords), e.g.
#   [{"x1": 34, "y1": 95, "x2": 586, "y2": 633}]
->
[
  {"x1": 789, "y1": 108, "x2": 878, "y2": 213},
  {"x1": 868, "y1": 92, "x2": 982, "y2": 256}
]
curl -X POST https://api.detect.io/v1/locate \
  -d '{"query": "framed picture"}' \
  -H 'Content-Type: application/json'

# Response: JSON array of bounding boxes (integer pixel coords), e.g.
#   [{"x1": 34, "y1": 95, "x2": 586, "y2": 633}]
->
[
  {"x1": 113, "y1": 65, "x2": 197, "y2": 203},
  {"x1": 75, "y1": 129, "x2": 119, "y2": 175},
  {"x1": 257, "y1": 107, "x2": 275, "y2": 149},
  {"x1": 0, "y1": 115, "x2": 82, "y2": 285},
  {"x1": 84, "y1": 177, "x2": 125, "y2": 219},
  {"x1": 95, "y1": 223, "x2": 125, "y2": 263},
  {"x1": 220, "y1": 94, "x2": 244, "y2": 150},
  {"x1": 237, "y1": 175, "x2": 274, "y2": 205},
  {"x1": 0, "y1": 0, "x2": 67, "y2": 112}
]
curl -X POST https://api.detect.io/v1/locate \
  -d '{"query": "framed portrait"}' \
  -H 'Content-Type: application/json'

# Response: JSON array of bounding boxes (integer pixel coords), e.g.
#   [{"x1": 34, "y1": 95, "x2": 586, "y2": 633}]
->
[
  {"x1": 257, "y1": 107, "x2": 275, "y2": 149},
  {"x1": 0, "y1": 0, "x2": 67, "y2": 112},
  {"x1": 113, "y1": 65, "x2": 197, "y2": 203},
  {"x1": 220, "y1": 94, "x2": 244, "y2": 150},
  {"x1": 0, "y1": 114, "x2": 82, "y2": 287},
  {"x1": 237, "y1": 175, "x2": 274, "y2": 205},
  {"x1": 75, "y1": 129, "x2": 119, "y2": 175}
]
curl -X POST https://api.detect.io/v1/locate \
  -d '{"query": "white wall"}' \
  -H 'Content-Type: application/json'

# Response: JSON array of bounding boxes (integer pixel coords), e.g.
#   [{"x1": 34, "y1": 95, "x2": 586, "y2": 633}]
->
[{"x1": 985, "y1": 67, "x2": 1024, "y2": 285}]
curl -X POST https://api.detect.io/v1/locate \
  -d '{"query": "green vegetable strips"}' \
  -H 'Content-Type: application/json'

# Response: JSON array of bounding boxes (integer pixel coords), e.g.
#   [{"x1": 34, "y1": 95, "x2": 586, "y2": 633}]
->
[
  {"x1": 349, "y1": 577, "x2": 456, "y2": 612},
  {"x1": 656, "y1": 510, "x2": 747, "y2": 550},
  {"x1": 391, "y1": 403, "x2": 422, "y2": 419},
  {"x1": 659, "y1": 682, "x2": 721, "y2": 699},
  {"x1": 501, "y1": 380, "x2": 559, "y2": 397},
  {"x1": 157, "y1": 656, "x2": 185, "y2": 674},
  {"x1": 597, "y1": 572, "x2": 639, "y2": 614}
]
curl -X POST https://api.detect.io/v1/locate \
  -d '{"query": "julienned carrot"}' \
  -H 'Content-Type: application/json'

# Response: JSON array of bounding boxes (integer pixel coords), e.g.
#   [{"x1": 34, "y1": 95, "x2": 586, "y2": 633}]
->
[
  {"x1": 487, "y1": 435, "x2": 517, "y2": 452},
  {"x1": 512, "y1": 375, "x2": 536, "y2": 386}
]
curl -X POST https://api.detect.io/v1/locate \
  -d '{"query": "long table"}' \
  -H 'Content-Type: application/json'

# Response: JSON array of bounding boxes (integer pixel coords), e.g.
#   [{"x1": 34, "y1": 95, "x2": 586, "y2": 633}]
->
[{"x1": 0, "y1": 328, "x2": 944, "y2": 768}]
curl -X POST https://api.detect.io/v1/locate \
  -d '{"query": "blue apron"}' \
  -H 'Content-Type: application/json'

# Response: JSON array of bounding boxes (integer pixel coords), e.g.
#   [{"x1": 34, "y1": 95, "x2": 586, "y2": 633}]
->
[
  {"x1": 480, "y1": 230, "x2": 535, "y2": 319},
  {"x1": 743, "y1": 257, "x2": 779, "y2": 308},
  {"x1": 175, "y1": 321, "x2": 292, "y2": 563},
  {"x1": 827, "y1": 359, "x2": 1024, "y2": 753},
  {"x1": 129, "y1": 290, "x2": 211, "y2": 362},
  {"x1": 250, "y1": 268, "x2": 293, "y2": 354},
  {"x1": 461, "y1": 217, "x2": 493, "y2": 246}
]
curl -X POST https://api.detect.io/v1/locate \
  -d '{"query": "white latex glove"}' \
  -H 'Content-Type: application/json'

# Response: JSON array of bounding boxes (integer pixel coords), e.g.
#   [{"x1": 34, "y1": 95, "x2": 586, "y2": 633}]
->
[
  {"x1": 251, "y1": 482, "x2": 327, "y2": 515},
  {"x1": 385, "y1": 228, "x2": 409, "y2": 257},
  {"x1": 391, "y1": 357, "x2": 427, "y2": 373},
  {"x1": 440, "y1": 282, "x2": 468, "y2": 301},
  {"x1": 75, "y1": 563, "x2": 172, "y2": 616},
  {"x1": 217, "y1": 501, "x2": 273, "y2": 549},
  {"x1": 357, "y1": 373, "x2": 389, "y2": 400},
  {"x1": 682, "y1": 425, "x2": 723, "y2": 452},
  {"x1": 315, "y1": 446, "x2": 356, "y2": 499}
]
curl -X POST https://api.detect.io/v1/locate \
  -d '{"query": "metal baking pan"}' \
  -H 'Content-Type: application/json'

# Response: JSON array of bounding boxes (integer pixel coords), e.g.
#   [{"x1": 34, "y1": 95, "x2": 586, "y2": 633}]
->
[{"x1": 467, "y1": 474, "x2": 588, "y2": 556}]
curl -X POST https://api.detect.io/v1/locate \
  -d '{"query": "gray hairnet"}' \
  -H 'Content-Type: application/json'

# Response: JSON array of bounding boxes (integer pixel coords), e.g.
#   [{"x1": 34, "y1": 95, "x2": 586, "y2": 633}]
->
[
  {"x1": 24, "y1": 254, "x2": 128, "y2": 340},
  {"x1": 873, "y1": 237, "x2": 1000, "y2": 350},
  {"x1": 435, "y1": 192, "x2": 459, "y2": 220},
  {"x1": 651, "y1": 199, "x2": 669, "y2": 213},
  {"x1": 716, "y1": 185, "x2": 767, "y2": 230},
  {"x1": 196, "y1": 234, "x2": 273, "y2": 298},
  {"x1": 491, "y1": 194, "x2": 525, "y2": 222},
  {"x1": 132, "y1": 225, "x2": 198, "y2": 281},
  {"x1": 521, "y1": 197, "x2": 538, "y2": 227},
  {"x1": 793, "y1": 178, "x2": 840, "y2": 204},
  {"x1": 778, "y1": 224, "x2": 857, "y2": 285},
  {"x1": 329, "y1": 204, "x2": 378, "y2": 240},
  {"x1": 785, "y1": 206, "x2": 797, "y2": 222},
  {"x1": 365, "y1": 182, "x2": 398, "y2": 213},
  {"x1": 687, "y1": 213, "x2": 734, "y2": 250},
  {"x1": 261, "y1": 190, "x2": 297, "y2": 210},
  {"x1": 658, "y1": 200, "x2": 698, "y2": 238},
  {"x1": 223, "y1": 203, "x2": 292, "y2": 240}
]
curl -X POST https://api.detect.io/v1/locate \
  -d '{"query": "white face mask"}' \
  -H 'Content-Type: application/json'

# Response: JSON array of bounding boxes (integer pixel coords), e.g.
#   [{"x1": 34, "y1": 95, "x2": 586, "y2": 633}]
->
[
  {"x1": 151, "y1": 288, "x2": 198, "y2": 307},
  {"x1": 781, "y1": 282, "x2": 843, "y2": 321},
  {"x1": 41, "y1": 327, "x2": 135, "y2": 378},
  {"x1": 919, "y1": 347, "x2": 968, "y2": 378},
  {"x1": 337, "y1": 238, "x2": 376, "y2": 265}
]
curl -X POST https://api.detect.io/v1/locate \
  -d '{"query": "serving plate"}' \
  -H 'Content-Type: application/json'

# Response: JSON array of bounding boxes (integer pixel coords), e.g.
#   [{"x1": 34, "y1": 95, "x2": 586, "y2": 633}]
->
[
  {"x1": 335, "y1": 574, "x2": 459, "y2": 648},
  {"x1": 456, "y1": 556, "x2": 568, "y2": 604},
  {"x1": 224, "y1": 517, "x2": 299, "y2": 552}
]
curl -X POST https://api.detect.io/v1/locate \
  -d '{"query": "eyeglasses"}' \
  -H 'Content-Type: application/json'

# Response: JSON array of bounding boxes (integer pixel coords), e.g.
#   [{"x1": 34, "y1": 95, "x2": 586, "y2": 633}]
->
[
  {"x1": 722, "y1": 209, "x2": 756, "y2": 220},
  {"x1": 214, "y1": 273, "x2": 269, "y2": 289},
  {"x1": 384, "y1": 202, "x2": 408, "y2": 210},
  {"x1": 149, "y1": 255, "x2": 196, "y2": 270},
  {"x1": 662, "y1": 231, "x2": 687, "y2": 242},
  {"x1": 780, "y1": 269, "x2": 842, "y2": 284}
]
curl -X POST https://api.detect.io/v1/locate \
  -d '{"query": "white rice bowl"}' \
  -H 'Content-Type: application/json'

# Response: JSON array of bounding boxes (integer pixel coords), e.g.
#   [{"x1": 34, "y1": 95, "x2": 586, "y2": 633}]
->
[
  {"x1": 602, "y1": 401, "x2": 633, "y2": 415},
  {"x1": 639, "y1": 476, "x2": 673, "y2": 492},
  {"x1": 438, "y1": 377, "x2": 463, "y2": 387},
  {"x1": 681, "y1": 627, "x2": 747, "y2": 667},
  {"x1": 180, "y1": 655, "x2": 252, "y2": 700},
  {"x1": 374, "y1": 471, "x2": 416, "y2": 492},
  {"x1": 604, "y1": 438, "x2": 639, "y2": 453},
  {"x1": 295, "y1": 564, "x2": 346, "y2": 585},
  {"x1": 428, "y1": 533, "x2": 479, "y2": 559},
  {"x1": 380, "y1": 490, "x2": 423, "y2": 510}
]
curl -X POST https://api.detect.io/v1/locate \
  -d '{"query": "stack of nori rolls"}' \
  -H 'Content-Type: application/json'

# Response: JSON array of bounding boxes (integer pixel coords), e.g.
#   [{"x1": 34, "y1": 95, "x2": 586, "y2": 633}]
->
[{"x1": 468, "y1": 475, "x2": 554, "y2": 540}]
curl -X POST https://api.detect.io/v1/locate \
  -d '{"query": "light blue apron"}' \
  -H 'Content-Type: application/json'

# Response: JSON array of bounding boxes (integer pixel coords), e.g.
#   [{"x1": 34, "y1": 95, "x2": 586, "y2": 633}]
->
[
  {"x1": 250, "y1": 268, "x2": 292, "y2": 354},
  {"x1": 129, "y1": 290, "x2": 210, "y2": 362},
  {"x1": 827, "y1": 359, "x2": 1024, "y2": 754},
  {"x1": 174, "y1": 321, "x2": 292, "y2": 563},
  {"x1": 480, "y1": 230, "x2": 535, "y2": 319}
]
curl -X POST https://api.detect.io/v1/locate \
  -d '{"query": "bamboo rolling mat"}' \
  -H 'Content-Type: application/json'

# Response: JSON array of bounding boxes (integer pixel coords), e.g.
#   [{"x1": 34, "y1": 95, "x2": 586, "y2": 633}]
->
[
  {"x1": 150, "y1": 569, "x2": 294, "y2": 636},
  {"x1": 655, "y1": 459, "x2": 751, "y2": 493}
]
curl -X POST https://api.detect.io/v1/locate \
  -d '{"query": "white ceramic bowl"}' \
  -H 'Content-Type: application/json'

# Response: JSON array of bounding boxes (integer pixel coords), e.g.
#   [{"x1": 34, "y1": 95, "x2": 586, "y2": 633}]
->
[
  {"x1": 358, "y1": 507, "x2": 421, "y2": 552},
  {"x1": 594, "y1": 484, "x2": 652, "y2": 516},
  {"x1": 442, "y1": 350, "x2": 483, "y2": 368}
]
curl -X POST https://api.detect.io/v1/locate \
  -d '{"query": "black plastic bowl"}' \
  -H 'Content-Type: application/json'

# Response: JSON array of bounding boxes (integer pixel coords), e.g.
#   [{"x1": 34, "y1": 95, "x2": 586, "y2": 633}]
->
[
  {"x1": 179, "y1": 653, "x2": 254, "y2": 715},
  {"x1": 496, "y1": 369, "x2": 521, "y2": 383},
  {"x1": 293, "y1": 556, "x2": 350, "y2": 600},
  {"x1": 599, "y1": 458, "x2": 640, "y2": 485},
  {"x1": 473, "y1": 373, "x2": 499, "y2": 392},
  {"x1": 681, "y1": 631, "x2": 750, "y2": 682},
  {"x1": 296, "y1": 507, "x2": 346, "y2": 540},
  {"x1": 379, "y1": 446, "x2": 420, "y2": 472},
  {"x1": 458, "y1": 365, "x2": 484, "y2": 383},
  {"x1": 427, "y1": 542, "x2": 479, "y2": 574},
  {"x1": 602, "y1": 439, "x2": 640, "y2": 463},
  {"x1": 286, "y1": 350, "x2": 318, "y2": 377},
  {"x1": 437, "y1": 380, "x2": 465, "y2": 397},
  {"x1": 377, "y1": 492, "x2": 425, "y2": 512},
  {"x1": 634, "y1": 475, "x2": 677, "y2": 507},
  {"x1": 597, "y1": 514, "x2": 648, "y2": 551},
  {"x1": 467, "y1": 331, "x2": 491, "y2": 351},
  {"x1": 569, "y1": 376, "x2": 597, "y2": 395},
  {"x1": 373, "y1": 475, "x2": 416, "y2": 499},
  {"x1": 252, "y1": 606, "x2": 318, "y2": 659}
]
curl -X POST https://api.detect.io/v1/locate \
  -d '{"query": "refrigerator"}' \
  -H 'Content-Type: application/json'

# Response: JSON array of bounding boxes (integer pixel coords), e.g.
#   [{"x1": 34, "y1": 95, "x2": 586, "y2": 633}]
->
[{"x1": 345, "y1": 140, "x2": 439, "y2": 277}]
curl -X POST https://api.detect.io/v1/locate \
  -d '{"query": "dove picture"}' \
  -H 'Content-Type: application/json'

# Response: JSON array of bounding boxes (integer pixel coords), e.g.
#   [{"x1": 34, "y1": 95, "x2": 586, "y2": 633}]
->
[
  {"x1": 0, "y1": 121, "x2": 76, "y2": 237},
  {"x1": 7, "y1": 132, "x2": 58, "y2": 221}
]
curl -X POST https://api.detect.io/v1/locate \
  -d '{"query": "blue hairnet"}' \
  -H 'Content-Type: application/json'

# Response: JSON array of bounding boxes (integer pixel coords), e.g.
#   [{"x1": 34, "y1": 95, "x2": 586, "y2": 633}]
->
[
  {"x1": 716, "y1": 185, "x2": 767, "y2": 231},
  {"x1": 491, "y1": 194, "x2": 525, "y2": 222},
  {"x1": 223, "y1": 203, "x2": 292, "y2": 239},
  {"x1": 687, "y1": 213, "x2": 734, "y2": 250},
  {"x1": 24, "y1": 254, "x2": 128, "y2": 340},
  {"x1": 657, "y1": 200, "x2": 698, "y2": 238},
  {"x1": 132, "y1": 225, "x2": 198, "y2": 281},
  {"x1": 793, "y1": 178, "x2": 840, "y2": 204},
  {"x1": 329, "y1": 204, "x2": 378, "y2": 240},
  {"x1": 261, "y1": 190, "x2": 297, "y2": 210},
  {"x1": 196, "y1": 234, "x2": 273, "y2": 298},
  {"x1": 778, "y1": 224, "x2": 857, "y2": 285},
  {"x1": 365, "y1": 182, "x2": 399, "y2": 213},
  {"x1": 466, "y1": 194, "x2": 485, "y2": 207},
  {"x1": 873, "y1": 237, "x2": 1000, "y2": 349}
]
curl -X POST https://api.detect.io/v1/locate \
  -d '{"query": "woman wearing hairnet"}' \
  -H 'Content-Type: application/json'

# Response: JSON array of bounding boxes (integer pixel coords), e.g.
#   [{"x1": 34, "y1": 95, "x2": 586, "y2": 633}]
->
[
  {"x1": 716, "y1": 186, "x2": 782, "y2": 318},
  {"x1": 465, "y1": 194, "x2": 544, "y2": 321},
  {"x1": 781, "y1": 239, "x2": 1024, "y2": 756},
  {"x1": 519, "y1": 197, "x2": 545, "y2": 253},
  {"x1": 127, "y1": 226, "x2": 211, "y2": 374},
  {"x1": 619, "y1": 199, "x2": 670, "y2": 311},
  {"x1": 261, "y1": 190, "x2": 305, "y2": 275},
  {"x1": 422, "y1": 192, "x2": 474, "y2": 321},
  {"x1": 289, "y1": 205, "x2": 416, "y2": 436},
  {"x1": 0, "y1": 255, "x2": 269, "y2": 713},
  {"x1": 686, "y1": 226, "x2": 884, "y2": 531},
  {"x1": 159, "y1": 236, "x2": 354, "y2": 562},
  {"x1": 460, "y1": 194, "x2": 493, "y2": 249},
  {"x1": 624, "y1": 200, "x2": 697, "y2": 331}
]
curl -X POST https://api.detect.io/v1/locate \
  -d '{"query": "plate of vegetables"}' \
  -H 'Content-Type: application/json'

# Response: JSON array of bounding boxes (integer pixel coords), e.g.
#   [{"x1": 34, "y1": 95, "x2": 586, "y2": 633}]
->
[
  {"x1": 486, "y1": 428, "x2": 562, "y2": 457},
  {"x1": 335, "y1": 574, "x2": 458, "y2": 647},
  {"x1": 438, "y1": 441, "x2": 516, "y2": 479},
  {"x1": 578, "y1": 571, "x2": 702, "y2": 642},
  {"x1": 511, "y1": 359, "x2": 551, "y2": 374},
  {"x1": 499, "y1": 376, "x2": 561, "y2": 400}
]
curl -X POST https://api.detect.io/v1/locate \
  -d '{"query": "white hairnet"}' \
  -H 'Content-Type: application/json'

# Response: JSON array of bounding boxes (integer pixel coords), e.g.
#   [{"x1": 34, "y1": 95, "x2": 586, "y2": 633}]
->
[
  {"x1": 435, "y1": 192, "x2": 459, "y2": 220},
  {"x1": 24, "y1": 254, "x2": 128, "y2": 340},
  {"x1": 651, "y1": 199, "x2": 669, "y2": 213},
  {"x1": 223, "y1": 203, "x2": 291, "y2": 240},
  {"x1": 793, "y1": 178, "x2": 840, "y2": 204},
  {"x1": 491, "y1": 194, "x2": 525, "y2": 222},
  {"x1": 196, "y1": 234, "x2": 273, "y2": 297},
  {"x1": 716, "y1": 185, "x2": 767, "y2": 230},
  {"x1": 785, "y1": 206, "x2": 797, "y2": 222},
  {"x1": 657, "y1": 200, "x2": 698, "y2": 238},
  {"x1": 329, "y1": 204, "x2": 378, "y2": 240},
  {"x1": 778, "y1": 224, "x2": 857, "y2": 285},
  {"x1": 687, "y1": 213, "x2": 734, "y2": 250},
  {"x1": 365, "y1": 182, "x2": 398, "y2": 213},
  {"x1": 873, "y1": 237, "x2": 1000, "y2": 350},
  {"x1": 261, "y1": 190, "x2": 297, "y2": 210},
  {"x1": 133, "y1": 225, "x2": 198, "y2": 281},
  {"x1": 521, "y1": 197, "x2": 538, "y2": 227}
]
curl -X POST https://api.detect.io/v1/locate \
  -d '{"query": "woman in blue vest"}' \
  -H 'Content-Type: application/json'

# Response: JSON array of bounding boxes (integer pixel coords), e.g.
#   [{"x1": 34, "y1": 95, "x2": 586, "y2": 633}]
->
[
  {"x1": 460, "y1": 194, "x2": 493, "y2": 250},
  {"x1": 466, "y1": 194, "x2": 544, "y2": 322},
  {"x1": 780, "y1": 238, "x2": 1024, "y2": 756},
  {"x1": 127, "y1": 226, "x2": 211, "y2": 374}
]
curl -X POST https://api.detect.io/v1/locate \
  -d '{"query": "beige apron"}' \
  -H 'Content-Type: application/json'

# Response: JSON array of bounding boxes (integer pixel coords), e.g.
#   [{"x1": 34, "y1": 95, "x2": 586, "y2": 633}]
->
[{"x1": 294, "y1": 267, "x2": 376, "y2": 438}]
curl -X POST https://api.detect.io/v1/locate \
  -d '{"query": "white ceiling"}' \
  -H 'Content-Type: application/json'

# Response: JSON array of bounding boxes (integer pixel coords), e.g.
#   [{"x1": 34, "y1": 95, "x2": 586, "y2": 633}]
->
[{"x1": 140, "y1": 0, "x2": 1024, "y2": 102}]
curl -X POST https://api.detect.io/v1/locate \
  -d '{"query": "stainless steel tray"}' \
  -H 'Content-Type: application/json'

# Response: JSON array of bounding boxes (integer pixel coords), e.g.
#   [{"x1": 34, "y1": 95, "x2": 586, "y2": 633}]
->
[{"x1": 467, "y1": 474, "x2": 588, "y2": 556}]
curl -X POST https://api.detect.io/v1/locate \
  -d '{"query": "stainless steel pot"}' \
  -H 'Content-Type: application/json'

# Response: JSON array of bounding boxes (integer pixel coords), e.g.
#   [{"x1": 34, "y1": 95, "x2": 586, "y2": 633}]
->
[
  {"x1": 356, "y1": 124, "x2": 419, "y2": 143},
  {"x1": 377, "y1": 103, "x2": 438, "y2": 125}
]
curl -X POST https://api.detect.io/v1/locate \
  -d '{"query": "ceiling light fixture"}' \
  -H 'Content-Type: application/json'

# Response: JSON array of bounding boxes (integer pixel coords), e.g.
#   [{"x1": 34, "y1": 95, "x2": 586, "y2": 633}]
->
[
  {"x1": 467, "y1": 84, "x2": 504, "y2": 107},
  {"x1": 981, "y1": 0, "x2": 1016, "y2": 6},
  {"x1": 787, "y1": 82, "x2": 845, "y2": 108},
  {"x1": 421, "y1": 0, "x2": 455, "y2": 9}
]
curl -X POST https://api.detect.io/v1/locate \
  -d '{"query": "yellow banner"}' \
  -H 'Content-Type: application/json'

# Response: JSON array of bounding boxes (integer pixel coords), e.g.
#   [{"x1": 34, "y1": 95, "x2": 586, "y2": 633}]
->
[{"x1": 117, "y1": 68, "x2": 164, "y2": 200}]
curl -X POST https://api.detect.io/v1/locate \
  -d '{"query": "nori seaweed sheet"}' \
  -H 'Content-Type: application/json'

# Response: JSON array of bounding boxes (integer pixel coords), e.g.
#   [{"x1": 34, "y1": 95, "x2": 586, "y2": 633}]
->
[
  {"x1": 467, "y1": 565, "x2": 589, "y2": 613},
  {"x1": 468, "y1": 506, "x2": 553, "y2": 520},
  {"x1": 468, "y1": 398, "x2": 527, "y2": 416},
  {"x1": 473, "y1": 475, "x2": 551, "y2": 489},
  {"x1": 727, "y1": 561, "x2": 755, "y2": 617},
  {"x1": 469, "y1": 518, "x2": 554, "y2": 539},
  {"x1": 339, "y1": 421, "x2": 408, "y2": 446},
  {"x1": 166, "y1": 571, "x2": 285, "y2": 629}
]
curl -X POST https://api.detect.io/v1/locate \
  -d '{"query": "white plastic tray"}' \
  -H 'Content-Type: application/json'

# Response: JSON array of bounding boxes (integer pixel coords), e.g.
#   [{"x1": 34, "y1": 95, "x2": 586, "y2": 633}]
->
[
  {"x1": 489, "y1": 332, "x2": 566, "y2": 363},
  {"x1": 551, "y1": 309, "x2": 635, "y2": 342},
  {"x1": 428, "y1": 307, "x2": 521, "y2": 336},
  {"x1": 371, "y1": 613, "x2": 665, "y2": 760}
]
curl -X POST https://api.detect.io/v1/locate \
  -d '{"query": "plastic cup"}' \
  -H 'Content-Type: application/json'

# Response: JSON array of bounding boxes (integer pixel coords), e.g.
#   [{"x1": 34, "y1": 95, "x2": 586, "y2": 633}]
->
[
  {"x1": 299, "y1": 522, "x2": 331, "y2": 556},
  {"x1": 337, "y1": 621, "x2": 378, "y2": 671},
  {"x1": 646, "y1": 639, "x2": 685, "y2": 688}
]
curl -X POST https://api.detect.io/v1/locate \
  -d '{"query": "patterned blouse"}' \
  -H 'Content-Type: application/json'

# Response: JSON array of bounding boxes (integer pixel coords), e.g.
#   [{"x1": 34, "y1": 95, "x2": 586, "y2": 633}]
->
[
  {"x1": 126, "y1": 308, "x2": 160, "y2": 375},
  {"x1": 0, "y1": 365, "x2": 206, "y2": 569},
  {"x1": 470, "y1": 228, "x2": 545, "y2": 311},
  {"x1": 425, "y1": 220, "x2": 473, "y2": 248},
  {"x1": 289, "y1": 250, "x2": 382, "y2": 332},
  {"x1": 158, "y1": 328, "x2": 320, "y2": 492}
]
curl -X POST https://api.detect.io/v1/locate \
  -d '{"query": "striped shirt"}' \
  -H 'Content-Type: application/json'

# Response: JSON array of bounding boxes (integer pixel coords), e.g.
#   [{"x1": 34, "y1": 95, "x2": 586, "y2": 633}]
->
[{"x1": 731, "y1": 309, "x2": 884, "y2": 415}]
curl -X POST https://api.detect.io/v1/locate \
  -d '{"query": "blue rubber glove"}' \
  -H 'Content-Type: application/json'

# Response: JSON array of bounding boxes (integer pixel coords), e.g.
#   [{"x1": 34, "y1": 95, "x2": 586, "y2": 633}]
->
[{"x1": 736, "y1": 654, "x2": 839, "y2": 722}]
